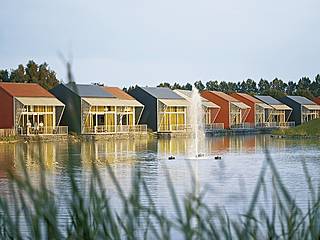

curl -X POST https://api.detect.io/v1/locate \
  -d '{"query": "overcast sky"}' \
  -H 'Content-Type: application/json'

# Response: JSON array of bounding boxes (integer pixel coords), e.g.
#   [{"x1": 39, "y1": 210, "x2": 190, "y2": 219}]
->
[{"x1": 1, "y1": 0, "x2": 319, "y2": 87}]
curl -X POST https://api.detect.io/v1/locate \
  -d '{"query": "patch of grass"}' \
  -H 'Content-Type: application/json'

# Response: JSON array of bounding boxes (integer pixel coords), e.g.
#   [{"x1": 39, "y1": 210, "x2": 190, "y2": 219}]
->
[
  {"x1": 273, "y1": 118, "x2": 320, "y2": 137},
  {"x1": 0, "y1": 147, "x2": 320, "y2": 239}
]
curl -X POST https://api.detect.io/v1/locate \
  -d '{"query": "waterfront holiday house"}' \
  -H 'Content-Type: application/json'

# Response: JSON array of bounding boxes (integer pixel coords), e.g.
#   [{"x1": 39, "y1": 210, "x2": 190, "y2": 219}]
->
[
  {"x1": 173, "y1": 89, "x2": 223, "y2": 130},
  {"x1": 129, "y1": 87, "x2": 189, "y2": 132},
  {"x1": 50, "y1": 83, "x2": 146, "y2": 134},
  {"x1": 201, "y1": 91, "x2": 251, "y2": 129},
  {"x1": 230, "y1": 93, "x2": 273, "y2": 127},
  {"x1": 280, "y1": 96, "x2": 320, "y2": 125},
  {"x1": 254, "y1": 95, "x2": 294, "y2": 128},
  {"x1": 0, "y1": 83, "x2": 66, "y2": 135},
  {"x1": 102, "y1": 86, "x2": 146, "y2": 132}
]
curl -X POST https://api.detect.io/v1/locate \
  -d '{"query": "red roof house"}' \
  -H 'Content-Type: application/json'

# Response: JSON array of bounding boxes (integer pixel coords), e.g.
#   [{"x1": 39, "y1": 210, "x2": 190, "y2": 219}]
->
[
  {"x1": 0, "y1": 83, "x2": 65, "y2": 135},
  {"x1": 201, "y1": 91, "x2": 251, "y2": 129}
]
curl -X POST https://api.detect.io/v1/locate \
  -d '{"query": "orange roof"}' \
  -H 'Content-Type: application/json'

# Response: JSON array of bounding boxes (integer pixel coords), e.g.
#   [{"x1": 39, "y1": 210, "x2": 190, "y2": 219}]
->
[
  {"x1": 314, "y1": 97, "x2": 320, "y2": 105},
  {"x1": 234, "y1": 93, "x2": 261, "y2": 103},
  {"x1": 0, "y1": 83, "x2": 54, "y2": 97},
  {"x1": 103, "y1": 87, "x2": 134, "y2": 100},
  {"x1": 209, "y1": 91, "x2": 240, "y2": 102}
]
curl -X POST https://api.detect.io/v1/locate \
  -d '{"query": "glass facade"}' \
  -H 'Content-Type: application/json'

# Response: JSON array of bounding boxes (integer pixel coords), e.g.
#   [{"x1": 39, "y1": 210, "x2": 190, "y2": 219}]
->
[
  {"x1": 159, "y1": 105, "x2": 186, "y2": 132},
  {"x1": 18, "y1": 105, "x2": 56, "y2": 134},
  {"x1": 230, "y1": 104, "x2": 242, "y2": 126},
  {"x1": 83, "y1": 105, "x2": 136, "y2": 133},
  {"x1": 301, "y1": 107, "x2": 320, "y2": 123},
  {"x1": 255, "y1": 105, "x2": 265, "y2": 124}
]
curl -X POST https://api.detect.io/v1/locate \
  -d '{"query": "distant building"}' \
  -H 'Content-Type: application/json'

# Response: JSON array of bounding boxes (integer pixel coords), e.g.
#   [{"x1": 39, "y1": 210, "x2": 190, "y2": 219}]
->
[
  {"x1": 173, "y1": 89, "x2": 223, "y2": 129},
  {"x1": 129, "y1": 87, "x2": 189, "y2": 132},
  {"x1": 231, "y1": 93, "x2": 273, "y2": 127},
  {"x1": 0, "y1": 83, "x2": 66, "y2": 135},
  {"x1": 201, "y1": 91, "x2": 251, "y2": 129},
  {"x1": 280, "y1": 96, "x2": 320, "y2": 125},
  {"x1": 50, "y1": 83, "x2": 146, "y2": 134},
  {"x1": 254, "y1": 95, "x2": 293, "y2": 127}
]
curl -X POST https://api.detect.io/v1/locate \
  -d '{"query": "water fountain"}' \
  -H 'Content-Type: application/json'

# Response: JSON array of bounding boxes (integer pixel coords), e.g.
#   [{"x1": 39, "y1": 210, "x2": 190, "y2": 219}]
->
[{"x1": 189, "y1": 86, "x2": 206, "y2": 158}]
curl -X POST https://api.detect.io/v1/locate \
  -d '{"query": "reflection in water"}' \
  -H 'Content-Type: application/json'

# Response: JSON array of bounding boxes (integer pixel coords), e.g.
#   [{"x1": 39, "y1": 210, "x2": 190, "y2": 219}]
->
[
  {"x1": 0, "y1": 134, "x2": 319, "y2": 222},
  {"x1": 80, "y1": 138, "x2": 150, "y2": 166}
]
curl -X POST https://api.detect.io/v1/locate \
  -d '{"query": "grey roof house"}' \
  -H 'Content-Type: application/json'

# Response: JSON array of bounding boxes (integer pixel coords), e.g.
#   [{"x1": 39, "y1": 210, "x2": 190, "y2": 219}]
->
[
  {"x1": 50, "y1": 83, "x2": 145, "y2": 134},
  {"x1": 254, "y1": 95, "x2": 293, "y2": 126},
  {"x1": 280, "y1": 96, "x2": 320, "y2": 125},
  {"x1": 129, "y1": 87, "x2": 189, "y2": 132}
]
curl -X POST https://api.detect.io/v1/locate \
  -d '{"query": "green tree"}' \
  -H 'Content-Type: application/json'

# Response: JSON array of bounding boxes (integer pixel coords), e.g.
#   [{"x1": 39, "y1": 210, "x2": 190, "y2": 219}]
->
[
  {"x1": 6, "y1": 61, "x2": 59, "y2": 90},
  {"x1": 172, "y1": 83, "x2": 182, "y2": 90},
  {"x1": 206, "y1": 80, "x2": 219, "y2": 91},
  {"x1": 194, "y1": 80, "x2": 205, "y2": 91},
  {"x1": 239, "y1": 79, "x2": 258, "y2": 94},
  {"x1": 310, "y1": 74, "x2": 320, "y2": 97},
  {"x1": 157, "y1": 82, "x2": 172, "y2": 89},
  {"x1": 182, "y1": 83, "x2": 192, "y2": 90},
  {"x1": 0, "y1": 70, "x2": 9, "y2": 82},
  {"x1": 258, "y1": 79, "x2": 270, "y2": 95},
  {"x1": 9, "y1": 64, "x2": 26, "y2": 83},
  {"x1": 227, "y1": 82, "x2": 237, "y2": 93},
  {"x1": 296, "y1": 77, "x2": 314, "y2": 99},
  {"x1": 286, "y1": 81, "x2": 297, "y2": 95},
  {"x1": 218, "y1": 81, "x2": 228, "y2": 92}
]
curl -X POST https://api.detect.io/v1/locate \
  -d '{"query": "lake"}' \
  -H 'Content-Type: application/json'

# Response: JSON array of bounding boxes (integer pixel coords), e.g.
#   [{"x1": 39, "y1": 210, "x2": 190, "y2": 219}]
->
[{"x1": 0, "y1": 134, "x2": 319, "y2": 229}]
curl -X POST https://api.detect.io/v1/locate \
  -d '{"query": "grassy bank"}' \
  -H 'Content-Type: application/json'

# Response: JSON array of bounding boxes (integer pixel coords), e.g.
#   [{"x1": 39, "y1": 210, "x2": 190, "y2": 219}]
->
[
  {"x1": 0, "y1": 150, "x2": 320, "y2": 239},
  {"x1": 273, "y1": 118, "x2": 320, "y2": 137}
]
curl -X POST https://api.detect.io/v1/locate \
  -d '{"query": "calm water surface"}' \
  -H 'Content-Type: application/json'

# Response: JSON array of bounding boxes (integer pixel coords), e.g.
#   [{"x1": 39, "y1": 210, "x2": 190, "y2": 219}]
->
[{"x1": 0, "y1": 134, "x2": 319, "y2": 223}]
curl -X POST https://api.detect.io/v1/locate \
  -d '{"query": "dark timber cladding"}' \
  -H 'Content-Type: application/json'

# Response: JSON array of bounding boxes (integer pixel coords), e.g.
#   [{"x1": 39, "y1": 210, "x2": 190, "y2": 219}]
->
[
  {"x1": 129, "y1": 87, "x2": 185, "y2": 132},
  {"x1": 50, "y1": 83, "x2": 114, "y2": 134},
  {"x1": 280, "y1": 96, "x2": 320, "y2": 125}
]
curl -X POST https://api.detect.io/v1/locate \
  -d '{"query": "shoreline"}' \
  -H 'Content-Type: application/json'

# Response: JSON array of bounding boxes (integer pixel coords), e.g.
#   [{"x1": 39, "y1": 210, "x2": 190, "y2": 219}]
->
[
  {"x1": 271, "y1": 134, "x2": 320, "y2": 139},
  {"x1": 0, "y1": 128, "x2": 277, "y2": 144}
]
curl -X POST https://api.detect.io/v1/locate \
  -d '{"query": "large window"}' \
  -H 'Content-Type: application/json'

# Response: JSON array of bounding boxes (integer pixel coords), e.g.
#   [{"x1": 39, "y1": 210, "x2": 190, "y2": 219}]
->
[
  {"x1": 302, "y1": 108, "x2": 320, "y2": 123},
  {"x1": 255, "y1": 105, "x2": 265, "y2": 124},
  {"x1": 83, "y1": 105, "x2": 136, "y2": 133},
  {"x1": 269, "y1": 110, "x2": 286, "y2": 123},
  {"x1": 159, "y1": 105, "x2": 186, "y2": 132},
  {"x1": 18, "y1": 105, "x2": 56, "y2": 134},
  {"x1": 230, "y1": 104, "x2": 241, "y2": 126}
]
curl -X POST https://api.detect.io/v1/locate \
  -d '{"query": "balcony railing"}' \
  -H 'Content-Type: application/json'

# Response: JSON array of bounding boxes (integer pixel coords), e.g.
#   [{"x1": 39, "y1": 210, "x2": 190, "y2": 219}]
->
[
  {"x1": 158, "y1": 124, "x2": 192, "y2": 132},
  {"x1": 277, "y1": 121, "x2": 295, "y2": 128},
  {"x1": 205, "y1": 123, "x2": 225, "y2": 131},
  {"x1": 17, "y1": 126, "x2": 68, "y2": 135},
  {"x1": 255, "y1": 122, "x2": 278, "y2": 128},
  {"x1": 0, "y1": 128, "x2": 16, "y2": 137},
  {"x1": 83, "y1": 125, "x2": 148, "y2": 134},
  {"x1": 230, "y1": 123, "x2": 255, "y2": 129}
]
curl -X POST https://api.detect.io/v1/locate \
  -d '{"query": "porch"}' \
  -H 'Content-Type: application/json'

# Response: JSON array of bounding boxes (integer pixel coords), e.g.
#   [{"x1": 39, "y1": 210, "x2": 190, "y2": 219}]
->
[{"x1": 81, "y1": 98, "x2": 145, "y2": 135}]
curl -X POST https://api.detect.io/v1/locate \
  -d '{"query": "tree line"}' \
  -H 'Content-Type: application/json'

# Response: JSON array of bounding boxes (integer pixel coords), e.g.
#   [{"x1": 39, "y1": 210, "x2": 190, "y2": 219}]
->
[
  {"x1": 154, "y1": 76, "x2": 320, "y2": 99},
  {"x1": 0, "y1": 60, "x2": 59, "y2": 90},
  {"x1": 1, "y1": 60, "x2": 319, "y2": 99}
]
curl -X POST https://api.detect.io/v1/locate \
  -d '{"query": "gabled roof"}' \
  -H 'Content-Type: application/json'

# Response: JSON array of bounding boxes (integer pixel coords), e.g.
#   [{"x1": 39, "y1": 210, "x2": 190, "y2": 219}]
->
[
  {"x1": 208, "y1": 91, "x2": 240, "y2": 102},
  {"x1": 255, "y1": 95, "x2": 292, "y2": 110},
  {"x1": 103, "y1": 87, "x2": 134, "y2": 100},
  {"x1": 140, "y1": 87, "x2": 184, "y2": 99},
  {"x1": 286, "y1": 96, "x2": 317, "y2": 105},
  {"x1": 0, "y1": 83, "x2": 54, "y2": 97},
  {"x1": 234, "y1": 93, "x2": 262, "y2": 103},
  {"x1": 65, "y1": 83, "x2": 115, "y2": 98},
  {"x1": 254, "y1": 95, "x2": 283, "y2": 105}
]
